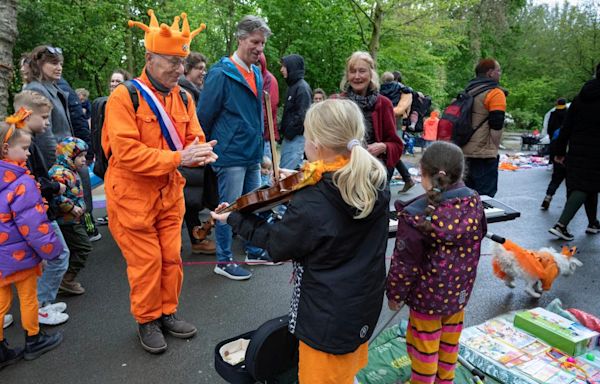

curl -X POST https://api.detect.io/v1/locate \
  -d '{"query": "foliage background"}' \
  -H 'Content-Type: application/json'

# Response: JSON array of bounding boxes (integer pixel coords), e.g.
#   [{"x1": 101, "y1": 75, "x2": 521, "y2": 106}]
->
[{"x1": 11, "y1": 0, "x2": 600, "y2": 130}]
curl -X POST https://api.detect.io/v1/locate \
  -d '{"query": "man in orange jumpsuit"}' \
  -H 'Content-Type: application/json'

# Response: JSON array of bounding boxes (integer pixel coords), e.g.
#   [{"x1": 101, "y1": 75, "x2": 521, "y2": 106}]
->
[{"x1": 102, "y1": 10, "x2": 217, "y2": 354}]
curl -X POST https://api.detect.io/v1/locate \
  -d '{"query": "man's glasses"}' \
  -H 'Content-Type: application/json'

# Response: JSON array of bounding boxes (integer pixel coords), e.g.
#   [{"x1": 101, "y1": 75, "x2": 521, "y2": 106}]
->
[
  {"x1": 155, "y1": 54, "x2": 185, "y2": 68},
  {"x1": 45, "y1": 46, "x2": 63, "y2": 55}
]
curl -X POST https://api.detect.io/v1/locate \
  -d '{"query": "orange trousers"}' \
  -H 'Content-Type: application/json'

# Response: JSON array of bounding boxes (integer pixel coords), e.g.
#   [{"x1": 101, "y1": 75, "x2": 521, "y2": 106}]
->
[
  {"x1": 0, "y1": 270, "x2": 39, "y2": 339},
  {"x1": 298, "y1": 340, "x2": 368, "y2": 384},
  {"x1": 106, "y1": 170, "x2": 185, "y2": 324}
]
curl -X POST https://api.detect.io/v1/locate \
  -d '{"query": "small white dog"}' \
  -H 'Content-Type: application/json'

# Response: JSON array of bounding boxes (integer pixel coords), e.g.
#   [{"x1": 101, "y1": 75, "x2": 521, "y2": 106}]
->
[{"x1": 492, "y1": 241, "x2": 582, "y2": 298}]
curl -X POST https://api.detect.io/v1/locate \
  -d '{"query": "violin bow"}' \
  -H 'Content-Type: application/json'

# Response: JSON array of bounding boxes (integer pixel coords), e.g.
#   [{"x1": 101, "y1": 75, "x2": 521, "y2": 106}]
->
[{"x1": 264, "y1": 91, "x2": 281, "y2": 183}]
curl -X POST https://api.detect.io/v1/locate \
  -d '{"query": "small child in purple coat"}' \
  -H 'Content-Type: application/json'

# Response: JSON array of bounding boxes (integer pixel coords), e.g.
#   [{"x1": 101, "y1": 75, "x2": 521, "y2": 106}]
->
[
  {"x1": 386, "y1": 141, "x2": 486, "y2": 384},
  {"x1": 0, "y1": 119, "x2": 63, "y2": 368}
]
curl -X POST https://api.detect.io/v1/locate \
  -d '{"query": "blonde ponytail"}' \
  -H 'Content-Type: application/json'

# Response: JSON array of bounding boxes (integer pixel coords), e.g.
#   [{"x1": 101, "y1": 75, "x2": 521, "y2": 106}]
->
[{"x1": 304, "y1": 99, "x2": 387, "y2": 219}]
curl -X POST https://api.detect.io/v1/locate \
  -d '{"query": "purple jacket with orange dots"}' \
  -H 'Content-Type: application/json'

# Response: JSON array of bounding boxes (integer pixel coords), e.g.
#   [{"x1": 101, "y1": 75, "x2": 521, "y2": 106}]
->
[
  {"x1": 0, "y1": 160, "x2": 62, "y2": 279},
  {"x1": 386, "y1": 183, "x2": 486, "y2": 316}
]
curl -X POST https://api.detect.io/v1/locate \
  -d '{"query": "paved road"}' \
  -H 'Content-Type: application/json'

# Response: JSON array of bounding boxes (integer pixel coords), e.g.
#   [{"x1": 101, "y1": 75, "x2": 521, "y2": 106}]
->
[{"x1": 2, "y1": 165, "x2": 599, "y2": 383}]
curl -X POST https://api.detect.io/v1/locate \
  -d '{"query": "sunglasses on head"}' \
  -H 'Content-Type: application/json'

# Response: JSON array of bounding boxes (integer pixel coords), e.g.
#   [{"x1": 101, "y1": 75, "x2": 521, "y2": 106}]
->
[{"x1": 45, "y1": 46, "x2": 63, "y2": 55}]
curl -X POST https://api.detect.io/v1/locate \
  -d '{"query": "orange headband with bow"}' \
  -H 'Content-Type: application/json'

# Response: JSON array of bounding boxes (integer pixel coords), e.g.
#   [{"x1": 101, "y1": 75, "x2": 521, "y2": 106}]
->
[{"x1": 3, "y1": 107, "x2": 32, "y2": 144}]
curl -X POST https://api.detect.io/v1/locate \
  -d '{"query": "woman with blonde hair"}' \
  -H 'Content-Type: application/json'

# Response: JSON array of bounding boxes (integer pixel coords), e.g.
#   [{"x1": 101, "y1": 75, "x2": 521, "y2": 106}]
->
[
  {"x1": 212, "y1": 99, "x2": 390, "y2": 383},
  {"x1": 341, "y1": 51, "x2": 403, "y2": 177}
]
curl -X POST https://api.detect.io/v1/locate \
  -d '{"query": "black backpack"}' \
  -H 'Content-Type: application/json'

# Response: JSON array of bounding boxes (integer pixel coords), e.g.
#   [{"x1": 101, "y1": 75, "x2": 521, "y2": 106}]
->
[
  {"x1": 437, "y1": 84, "x2": 493, "y2": 146},
  {"x1": 92, "y1": 81, "x2": 189, "y2": 179}
]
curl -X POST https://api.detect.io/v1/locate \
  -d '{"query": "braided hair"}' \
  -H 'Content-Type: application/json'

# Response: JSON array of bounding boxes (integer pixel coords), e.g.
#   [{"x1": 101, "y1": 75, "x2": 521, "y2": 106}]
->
[{"x1": 416, "y1": 141, "x2": 464, "y2": 233}]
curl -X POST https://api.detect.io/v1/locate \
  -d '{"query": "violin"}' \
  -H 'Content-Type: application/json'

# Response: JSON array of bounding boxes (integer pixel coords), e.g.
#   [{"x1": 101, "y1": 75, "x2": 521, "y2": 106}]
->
[
  {"x1": 192, "y1": 91, "x2": 309, "y2": 242},
  {"x1": 192, "y1": 170, "x2": 306, "y2": 241}
]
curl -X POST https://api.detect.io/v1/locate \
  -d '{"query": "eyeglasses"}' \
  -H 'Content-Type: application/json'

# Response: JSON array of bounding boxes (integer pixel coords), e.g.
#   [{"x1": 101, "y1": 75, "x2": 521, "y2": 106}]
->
[
  {"x1": 155, "y1": 54, "x2": 185, "y2": 68},
  {"x1": 45, "y1": 46, "x2": 63, "y2": 55}
]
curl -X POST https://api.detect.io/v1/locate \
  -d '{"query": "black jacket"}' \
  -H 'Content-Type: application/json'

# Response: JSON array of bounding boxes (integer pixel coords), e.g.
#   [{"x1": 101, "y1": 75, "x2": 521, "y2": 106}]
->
[
  {"x1": 380, "y1": 81, "x2": 412, "y2": 105},
  {"x1": 555, "y1": 78, "x2": 600, "y2": 192},
  {"x1": 27, "y1": 141, "x2": 60, "y2": 221},
  {"x1": 57, "y1": 78, "x2": 92, "y2": 157},
  {"x1": 547, "y1": 108, "x2": 567, "y2": 157},
  {"x1": 178, "y1": 75, "x2": 201, "y2": 105},
  {"x1": 228, "y1": 173, "x2": 389, "y2": 354},
  {"x1": 280, "y1": 55, "x2": 312, "y2": 140}
]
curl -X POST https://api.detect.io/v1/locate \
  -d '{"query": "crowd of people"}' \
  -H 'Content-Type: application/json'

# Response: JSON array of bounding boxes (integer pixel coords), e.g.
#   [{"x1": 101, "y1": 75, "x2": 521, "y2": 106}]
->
[{"x1": 1, "y1": 7, "x2": 598, "y2": 384}]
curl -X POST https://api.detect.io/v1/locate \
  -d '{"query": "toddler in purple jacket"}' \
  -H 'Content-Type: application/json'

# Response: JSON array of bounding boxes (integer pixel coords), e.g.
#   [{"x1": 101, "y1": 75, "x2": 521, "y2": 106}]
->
[
  {"x1": 0, "y1": 120, "x2": 64, "y2": 369},
  {"x1": 386, "y1": 141, "x2": 486, "y2": 384}
]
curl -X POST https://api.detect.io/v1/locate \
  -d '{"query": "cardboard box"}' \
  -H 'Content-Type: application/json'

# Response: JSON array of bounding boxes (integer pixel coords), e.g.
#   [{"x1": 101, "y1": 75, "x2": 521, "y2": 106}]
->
[{"x1": 514, "y1": 307, "x2": 599, "y2": 356}]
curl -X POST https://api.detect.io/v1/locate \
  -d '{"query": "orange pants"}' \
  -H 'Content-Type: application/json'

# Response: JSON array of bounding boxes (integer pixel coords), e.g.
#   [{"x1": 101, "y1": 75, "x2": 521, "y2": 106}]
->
[
  {"x1": 106, "y1": 170, "x2": 185, "y2": 324},
  {"x1": 0, "y1": 270, "x2": 39, "y2": 339},
  {"x1": 298, "y1": 340, "x2": 368, "y2": 384}
]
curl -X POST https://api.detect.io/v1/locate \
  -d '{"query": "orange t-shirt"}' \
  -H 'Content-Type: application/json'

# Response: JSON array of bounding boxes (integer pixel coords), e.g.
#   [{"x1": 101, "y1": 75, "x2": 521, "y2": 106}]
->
[
  {"x1": 231, "y1": 57, "x2": 257, "y2": 96},
  {"x1": 484, "y1": 88, "x2": 507, "y2": 112}
]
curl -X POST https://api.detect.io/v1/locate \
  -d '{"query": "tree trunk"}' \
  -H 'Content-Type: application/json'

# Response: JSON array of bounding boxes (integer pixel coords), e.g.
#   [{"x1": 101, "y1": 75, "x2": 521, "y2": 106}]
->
[
  {"x1": 368, "y1": 1, "x2": 383, "y2": 61},
  {"x1": 0, "y1": 0, "x2": 18, "y2": 117}
]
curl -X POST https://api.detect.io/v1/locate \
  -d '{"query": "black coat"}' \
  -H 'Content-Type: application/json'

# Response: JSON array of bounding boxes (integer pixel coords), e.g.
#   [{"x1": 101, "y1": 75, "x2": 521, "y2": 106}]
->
[
  {"x1": 555, "y1": 78, "x2": 600, "y2": 192},
  {"x1": 228, "y1": 173, "x2": 389, "y2": 354},
  {"x1": 178, "y1": 76, "x2": 201, "y2": 105},
  {"x1": 26, "y1": 141, "x2": 60, "y2": 221},
  {"x1": 280, "y1": 55, "x2": 312, "y2": 140}
]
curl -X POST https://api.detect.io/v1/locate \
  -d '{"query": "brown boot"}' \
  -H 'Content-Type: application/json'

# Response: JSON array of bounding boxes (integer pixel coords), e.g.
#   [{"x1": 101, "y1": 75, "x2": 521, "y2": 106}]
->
[
  {"x1": 399, "y1": 179, "x2": 415, "y2": 193},
  {"x1": 59, "y1": 272, "x2": 85, "y2": 295},
  {"x1": 191, "y1": 239, "x2": 216, "y2": 255}
]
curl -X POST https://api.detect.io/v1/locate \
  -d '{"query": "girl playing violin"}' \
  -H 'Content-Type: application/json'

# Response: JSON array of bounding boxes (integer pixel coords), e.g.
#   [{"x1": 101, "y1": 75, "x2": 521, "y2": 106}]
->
[{"x1": 212, "y1": 99, "x2": 390, "y2": 384}]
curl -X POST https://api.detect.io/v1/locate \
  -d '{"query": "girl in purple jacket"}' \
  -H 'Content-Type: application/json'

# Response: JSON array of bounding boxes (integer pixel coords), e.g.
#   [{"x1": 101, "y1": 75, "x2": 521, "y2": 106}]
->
[
  {"x1": 386, "y1": 141, "x2": 486, "y2": 384},
  {"x1": 0, "y1": 120, "x2": 63, "y2": 368}
]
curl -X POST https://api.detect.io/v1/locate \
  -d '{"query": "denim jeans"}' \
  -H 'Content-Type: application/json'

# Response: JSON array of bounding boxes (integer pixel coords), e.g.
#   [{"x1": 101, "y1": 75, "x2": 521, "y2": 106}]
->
[
  {"x1": 213, "y1": 164, "x2": 264, "y2": 262},
  {"x1": 37, "y1": 221, "x2": 70, "y2": 306},
  {"x1": 464, "y1": 156, "x2": 499, "y2": 197},
  {"x1": 280, "y1": 135, "x2": 305, "y2": 170},
  {"x1": 263, "y1": 141, "x2": 272, "y2": 160}
]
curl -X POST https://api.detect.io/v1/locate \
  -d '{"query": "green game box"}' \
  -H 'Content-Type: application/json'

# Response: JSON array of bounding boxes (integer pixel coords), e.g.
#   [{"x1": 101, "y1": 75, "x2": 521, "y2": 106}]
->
[{"x1": 514, "y1": 307, "x2": 599, "y2": 356}]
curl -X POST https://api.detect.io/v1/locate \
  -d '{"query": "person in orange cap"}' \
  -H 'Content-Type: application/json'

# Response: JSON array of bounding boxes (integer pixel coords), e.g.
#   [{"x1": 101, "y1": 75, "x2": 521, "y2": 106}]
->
[{"x1": 102, "y1": 9, "x2": 217, "y2": 354}]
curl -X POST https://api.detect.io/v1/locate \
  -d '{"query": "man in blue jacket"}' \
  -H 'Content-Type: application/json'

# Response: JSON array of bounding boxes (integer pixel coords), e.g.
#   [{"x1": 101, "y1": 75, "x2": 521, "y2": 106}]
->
[{"x1": 197, "y1": 16, "x2": 275, "y2": 281}]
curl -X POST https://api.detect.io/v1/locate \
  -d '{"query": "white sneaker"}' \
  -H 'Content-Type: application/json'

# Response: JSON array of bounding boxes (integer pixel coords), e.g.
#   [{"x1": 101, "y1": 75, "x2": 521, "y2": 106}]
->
[
  {"x1": 38, "y1": 309, "x2": 69, "y2": 325},
  {"x1": 40, "y1": 302, "x2": 67, "y2": 313},
  {"x1": 3, "y1": 314, "x2": 13, "y2": 328}
]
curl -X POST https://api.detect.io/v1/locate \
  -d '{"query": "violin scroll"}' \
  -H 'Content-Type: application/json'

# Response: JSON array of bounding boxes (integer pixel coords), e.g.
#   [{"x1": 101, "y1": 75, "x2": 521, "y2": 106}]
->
[{"x1": 192, "y1": 219, "x2": 214, "y2": 242}]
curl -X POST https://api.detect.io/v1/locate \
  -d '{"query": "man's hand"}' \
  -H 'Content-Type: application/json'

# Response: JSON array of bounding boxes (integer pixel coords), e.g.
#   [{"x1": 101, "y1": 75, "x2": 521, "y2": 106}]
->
[
  {"x1": 554, "y1": 156, "x2": 565, "y2": 164},
  {"x1": 367, "y1": 142, "x2": 387, "y2": 156},
  {"x1": 71, "y1": 206, "x2": 84, "y2": 218},
  {"x1": 210, "y1": 202, "x2": 231, "y2": 223},
  {"x1": 180, "y1": 138, "x2": 218, "y2": 167}
]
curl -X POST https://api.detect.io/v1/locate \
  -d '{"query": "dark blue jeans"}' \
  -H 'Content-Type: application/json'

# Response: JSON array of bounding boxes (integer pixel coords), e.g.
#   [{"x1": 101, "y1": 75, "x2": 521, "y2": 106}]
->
[{"x1": 464, "y1": 156, "x2": 499, "y2": 197}]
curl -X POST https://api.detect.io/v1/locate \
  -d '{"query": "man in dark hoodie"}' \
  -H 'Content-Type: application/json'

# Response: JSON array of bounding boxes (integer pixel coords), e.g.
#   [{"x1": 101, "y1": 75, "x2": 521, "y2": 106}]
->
[
  {"x1": 461, "y1": 58, "x2": 507, "y2": 198},
  {"x1": 279, "y1": 54, "x2": 312, "y2": 170},
  {"x1": 549, "y1": 63, "x2": 600, "y2": 241}
]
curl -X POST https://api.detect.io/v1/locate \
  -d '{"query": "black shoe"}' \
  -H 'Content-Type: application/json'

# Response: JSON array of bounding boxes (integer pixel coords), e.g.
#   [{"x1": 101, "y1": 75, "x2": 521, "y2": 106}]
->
[
  {"x1": 540, "y1": 195, "x2": 552, "y2": 210},
  {"x1": 24, "y1": 330, "x2": 63, "y2": 361},
  {"x1": 138, "y1": 320, "x2": 167, "y2": 354},
  {"x1": 0, "y1": 339, "x2": 24, "y2": 370},
  {"x1": 161, "y1": 314, "x2": 197, "y2": 339},
  {"x1": 549, "y1": 223, "x2": 574, "y2": 241},
  {"x1": 586, "y1": 221, "x2": 600, "y2": 234}
]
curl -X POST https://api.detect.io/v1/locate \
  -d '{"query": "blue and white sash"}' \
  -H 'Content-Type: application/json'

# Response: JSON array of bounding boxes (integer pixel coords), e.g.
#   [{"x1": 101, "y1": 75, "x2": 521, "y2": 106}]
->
[{"x1": 131, "y1": 79, "x2": 184, "y2": 151}]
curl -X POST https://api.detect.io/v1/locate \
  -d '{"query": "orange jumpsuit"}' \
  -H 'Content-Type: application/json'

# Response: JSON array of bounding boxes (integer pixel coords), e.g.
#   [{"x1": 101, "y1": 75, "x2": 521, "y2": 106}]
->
[{"x1": 103, "y1": 70, "x2": 205, "y2": 323}]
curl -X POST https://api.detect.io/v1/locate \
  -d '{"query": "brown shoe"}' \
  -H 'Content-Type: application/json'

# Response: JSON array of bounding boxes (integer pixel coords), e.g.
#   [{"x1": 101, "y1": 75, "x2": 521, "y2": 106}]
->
[
  {"x1": 191, "y1": 239, "x2": 216, "y2": 255},
  {"x1": 59, "y1": 273, "x2": 85, "y2": 295}
]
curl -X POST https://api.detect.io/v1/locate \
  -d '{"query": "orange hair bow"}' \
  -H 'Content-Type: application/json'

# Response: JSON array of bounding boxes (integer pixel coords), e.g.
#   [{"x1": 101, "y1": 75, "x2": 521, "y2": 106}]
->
[{"x1": 3, "y1": 107, "x2": 32, "y2": 143}]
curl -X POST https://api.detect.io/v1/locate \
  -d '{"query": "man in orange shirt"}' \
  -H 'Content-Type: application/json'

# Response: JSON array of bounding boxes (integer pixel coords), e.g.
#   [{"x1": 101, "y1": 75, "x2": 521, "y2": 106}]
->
[
  {"x1": 102, "y1": 10, "x2": 217, "y2": 354},
  {"x1": 461, "y1": 59, "x2": 508, "y2": 197}
]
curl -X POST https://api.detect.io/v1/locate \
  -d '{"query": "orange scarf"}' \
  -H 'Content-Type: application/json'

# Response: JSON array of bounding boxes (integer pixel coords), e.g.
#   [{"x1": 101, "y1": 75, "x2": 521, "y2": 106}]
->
[{"x1": 292, "y1": 156, "x2": 350, "y2": 191}]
